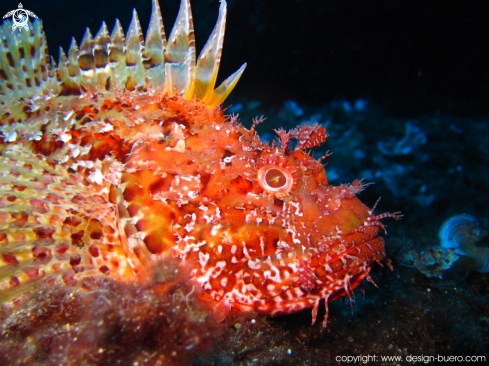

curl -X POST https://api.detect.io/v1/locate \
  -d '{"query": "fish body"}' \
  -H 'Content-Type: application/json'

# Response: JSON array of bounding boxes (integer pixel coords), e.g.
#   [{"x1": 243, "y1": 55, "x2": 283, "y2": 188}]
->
[{"x1": 0, "y1": 0, "x2": 399, "y2": 326}]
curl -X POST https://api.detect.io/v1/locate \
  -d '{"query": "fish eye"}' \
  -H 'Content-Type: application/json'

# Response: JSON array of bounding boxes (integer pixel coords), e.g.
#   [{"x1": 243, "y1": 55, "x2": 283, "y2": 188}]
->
[
  {"x1": 257, "y1": 165, "x2": 296, "y2": 197},
  {"x1": 265, "y1": 168, "x2": 287, "y2": 188}
]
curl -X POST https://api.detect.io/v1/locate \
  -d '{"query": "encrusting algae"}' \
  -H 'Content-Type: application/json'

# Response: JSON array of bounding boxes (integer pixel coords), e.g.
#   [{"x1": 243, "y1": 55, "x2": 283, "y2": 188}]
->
[{"x1": 0, "y1": 0, "x2": 401, "y2": 329}]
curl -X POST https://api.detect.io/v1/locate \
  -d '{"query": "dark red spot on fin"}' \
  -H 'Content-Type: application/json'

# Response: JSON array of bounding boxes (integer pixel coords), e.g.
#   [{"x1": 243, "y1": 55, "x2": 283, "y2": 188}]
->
[
  {"x1": 9, "y1": 276, "x2": 20, "y2": 287},
  {"x1": 2, "y1": 253, "x2": 19, "y2": 265}
]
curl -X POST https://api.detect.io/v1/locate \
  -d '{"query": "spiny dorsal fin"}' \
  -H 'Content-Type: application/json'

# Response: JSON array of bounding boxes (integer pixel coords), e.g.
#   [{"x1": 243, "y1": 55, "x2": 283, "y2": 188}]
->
[
  {"x1": 0, "y1": 0, "x2": 246, "y2": 109},
  {"x1": 79, "y1": 28, "x2": 95, "y2": 79},
  {"x1": 164, "y1": 0, "x2": 195, "y2": 98},
  {"x1": 125, "y1": 9, "x2": 146, "y2": 91},
  {"x1": 143, "y1": 0, "x2": 167, "y2": 90},
  {"x1": 144, "y1": 0, "x2": 166, "y2": 69},
  {"x1": 93, "y1": 22, "x2": 111, "y2": 92},
  {"x1": 195, "y1": 0, "x2": 226, "y2": 103},
  {"x1": 109, "y1": 19, "x2": 126, "y2": 67},
  {"x1": 32, "y1": 20, "x2": 50, "y2": 86},
  {"x1": 67, "y1": 38, "x2": 81, "y2": 79},
  {"x1": 56, "y1": 47, "x2": 71, "y2": 95},
  {"x1": 108, "y1": 19, "x2": 126, "y2": 90},
  {"x1": 207, "y1": 62, "x2": 247, "y2": 108}
]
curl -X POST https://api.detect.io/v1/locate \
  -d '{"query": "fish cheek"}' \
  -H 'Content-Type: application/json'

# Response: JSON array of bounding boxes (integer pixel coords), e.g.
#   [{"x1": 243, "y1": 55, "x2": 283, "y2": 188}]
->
[{"x1": 236, "y1": 225, "x2": 285, "y2": 259}]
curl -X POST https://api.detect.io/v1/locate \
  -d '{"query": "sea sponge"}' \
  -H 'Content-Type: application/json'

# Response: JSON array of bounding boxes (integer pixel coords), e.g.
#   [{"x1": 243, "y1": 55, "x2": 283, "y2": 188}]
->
[{"x1": 0, "y1": 257, "x2": 223, "y2": 365}]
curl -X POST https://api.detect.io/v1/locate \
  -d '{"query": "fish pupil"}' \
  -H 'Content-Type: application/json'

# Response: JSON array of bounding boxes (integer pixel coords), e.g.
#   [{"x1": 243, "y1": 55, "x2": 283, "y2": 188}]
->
[{"x1": 265, "y1": 168, "x2": 287, "y2": 188}]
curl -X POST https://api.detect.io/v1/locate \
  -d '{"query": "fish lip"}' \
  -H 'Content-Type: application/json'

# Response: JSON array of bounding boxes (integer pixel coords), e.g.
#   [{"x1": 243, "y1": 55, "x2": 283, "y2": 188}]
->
[
  {"x1": 239, "y1": 235, "x2": 384, "y2": 306},
  {"x1": 244, "y1": 270, "x2": 372, "y2": 318}
]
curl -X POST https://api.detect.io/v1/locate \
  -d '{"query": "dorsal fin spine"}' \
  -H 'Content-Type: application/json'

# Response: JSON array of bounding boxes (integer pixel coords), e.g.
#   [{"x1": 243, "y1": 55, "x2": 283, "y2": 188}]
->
[
  {"x1": 144, "y1": 0, "x2": 166, "y2": 68},
  {"x1": 124, "y1": 9, "x2": 146, "y2": 91},
  {"x1": 163, "y1": 0, "x2": 195, "y2": 97},
  {"x1": 93, "y1": 22, "x2": 111, "y2": 92},
  {"x1": 0, "y1": 0, "x2": 245, "y2": 108},
  {"x1": 196, "y1": 0, "x2": 227, "y2": 102},
  {"x1": 67, "y1": 38, "x2": 80, "y2": 78},
  {"x1": 79, "y1": 28, "x2": 95, "y2": 80}
]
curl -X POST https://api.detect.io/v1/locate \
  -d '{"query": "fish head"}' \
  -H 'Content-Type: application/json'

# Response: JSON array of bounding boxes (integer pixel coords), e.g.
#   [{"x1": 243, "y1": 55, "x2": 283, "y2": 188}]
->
[{"x1": 116, "y1": 100, "x2": 390, "y2": 323}]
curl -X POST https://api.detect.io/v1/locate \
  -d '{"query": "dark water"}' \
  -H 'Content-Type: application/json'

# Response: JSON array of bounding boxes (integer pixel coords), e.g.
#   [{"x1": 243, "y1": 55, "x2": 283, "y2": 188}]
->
[{"x1": 1, "y1": 0, "x2": 488, "y2": 364}]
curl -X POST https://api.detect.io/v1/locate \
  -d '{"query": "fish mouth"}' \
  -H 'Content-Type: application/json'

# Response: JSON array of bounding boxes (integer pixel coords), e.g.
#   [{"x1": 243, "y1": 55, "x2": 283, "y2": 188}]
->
[
  {"x1": 231, "y1": 227, "x2": 386, "y2": 317},
  {"x1": 314, "y1": 227, "x2": 386, "y2": 283}
]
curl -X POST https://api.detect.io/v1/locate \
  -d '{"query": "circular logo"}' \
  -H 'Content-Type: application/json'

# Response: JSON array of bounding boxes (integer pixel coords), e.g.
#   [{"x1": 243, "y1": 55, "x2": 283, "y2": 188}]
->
[{"x1": 12, "y1": 9, "x2": 28, "y2": 28}]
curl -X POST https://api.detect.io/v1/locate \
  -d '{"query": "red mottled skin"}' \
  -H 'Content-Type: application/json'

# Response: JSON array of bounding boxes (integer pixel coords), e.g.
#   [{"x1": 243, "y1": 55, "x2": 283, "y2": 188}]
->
[
  {"x1": 0, "y1": 0, "x2": 401, "y2": 327},
  {"x1": 119, "y1": 96, "x2": 393, "y2": 327},
  {"x1": 1, "y1": 89, "x2": 400, "y2": 327}
]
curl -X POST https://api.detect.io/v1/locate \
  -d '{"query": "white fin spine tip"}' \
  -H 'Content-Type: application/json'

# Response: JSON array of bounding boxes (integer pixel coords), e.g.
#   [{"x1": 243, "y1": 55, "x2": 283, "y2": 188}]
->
[
  {"x1": 164, "y1": 0, "x2": 195, "y2": 98},
  {"x1": 49, "y1": 55, "x2": 57, "y2": 71},
  {"x1": 47, "y1": 55, "x2": 58, "y2": 94},
  {"x1": 79, "y1": 28, "x2": 95, "y2": 78},
  {"x1": 108, "y1": 19, "x2": 126, "y2": 90},
  {"x1": 206, "y1": 62, "x2": 247, "y2": 109},
  {"x1": 17, "y1": 24, "x2": 32, "y2": 83},
  {"x1": 144, "y1": 0, "x2": 166, "y2": 90},
  {"x1": 34, "y1": 20, "x2": 50, "y2": 84},
  {"x1": 94, "y1": 22, "x2": 110, "y2": 68},
  {"x1": 166, "y1": 0, "x2": 195, "y2": 63},
  {"x1": 124, "y1": 9, "x2": 146, "y2": 90},
  {"x1": 0, "y1": 36, "x2": 14, "y2": 96},
  {"x1": 93, "y1": 22, "x2": 111, "y2": 91},
  {"x1": 144, "y1": 0, "x2": 166, "y2": 69},
  {"x1": 57, "y1": 46, "x2": 77, "y2": 96},
  {"x1": 0, "y1": 25, "x2": 22, "y2": 94},
  {"x1": 110, "y1": 20, "x2": 125, "y2": 69},
  {"x1": 56, "y1": 47, "x2": 68, "y2": 79},
  {"x1": 195, "y1": 0, "x2": 226, "y2": 102},
  {"x1": 109, "y1": 19, "x2": 125, "y2": 66},
  {"x1": 67, "y1": 38, "x2": 80, "y2": 78},
  {"x1": 125, "y1": 9, "x2": 145, "y2": 58}
]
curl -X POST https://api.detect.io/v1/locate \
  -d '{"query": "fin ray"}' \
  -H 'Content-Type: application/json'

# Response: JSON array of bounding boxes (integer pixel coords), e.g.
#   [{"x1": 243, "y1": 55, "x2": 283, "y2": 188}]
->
[
  {"x1": 124, "y1": 10, "x2": 146, "y2": 91},
  {"x1": 195, "y1": 0, "x2": 227, "y2": 102},
  {"x1": 207, "y1": 62, "x2": 247, "y2": 109},
  {"x1": 0, "y1": 151, "x2": 133, "y2": 304},
  {"x1": 164, "y1": 0, "x2": 195, "y2": 97},
  {"x1": 0, "y1": 0, "x2": 243, "y2": 107}
]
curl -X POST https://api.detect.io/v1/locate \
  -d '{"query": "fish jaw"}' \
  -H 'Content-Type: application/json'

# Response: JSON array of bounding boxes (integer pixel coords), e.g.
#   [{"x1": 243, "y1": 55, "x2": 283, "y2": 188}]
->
[{"x1": 219, "y1": 187, "x2": 386, "y2": 326}]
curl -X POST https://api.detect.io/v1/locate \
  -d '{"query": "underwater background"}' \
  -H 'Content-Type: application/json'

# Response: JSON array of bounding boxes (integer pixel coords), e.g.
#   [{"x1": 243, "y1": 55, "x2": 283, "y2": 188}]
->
[{"x1": 0, "y1": 0, "x2": 488, "y2": 364}]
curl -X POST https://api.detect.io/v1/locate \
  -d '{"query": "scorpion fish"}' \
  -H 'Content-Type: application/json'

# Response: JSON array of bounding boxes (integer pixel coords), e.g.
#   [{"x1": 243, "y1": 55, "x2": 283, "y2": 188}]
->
[{"x1": 0, "y1": 0, "x2": 400, "y2": 327}]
